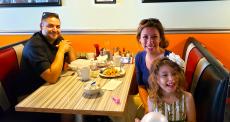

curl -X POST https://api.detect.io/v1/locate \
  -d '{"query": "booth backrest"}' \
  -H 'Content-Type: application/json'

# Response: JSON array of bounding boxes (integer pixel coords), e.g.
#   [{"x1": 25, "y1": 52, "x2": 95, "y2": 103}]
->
[
  {"x1": 0, "y1": 41, "x2": 25, "y2": 115},
  {"x1": 0, "y1": 40, "x2": 62, "y2": 122},
  {"x1": 183, "y1": 37, "x2": 229, "y2": 122}
]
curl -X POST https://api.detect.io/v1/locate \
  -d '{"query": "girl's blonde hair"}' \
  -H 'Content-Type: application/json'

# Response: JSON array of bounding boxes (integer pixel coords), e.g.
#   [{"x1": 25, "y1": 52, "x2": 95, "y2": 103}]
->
[{"x1": 148, "y1": 57, "x2": 185, "y2": 103}]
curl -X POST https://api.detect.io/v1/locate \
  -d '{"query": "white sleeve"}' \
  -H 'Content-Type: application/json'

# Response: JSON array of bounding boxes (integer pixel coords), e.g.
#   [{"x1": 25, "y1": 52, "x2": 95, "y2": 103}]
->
[
  {"x1": 148, "y1": 96, "x2": 159, "y2": 112},
  {"x1": 147, "y1": 96, "x2": 153, "y2": 112}
]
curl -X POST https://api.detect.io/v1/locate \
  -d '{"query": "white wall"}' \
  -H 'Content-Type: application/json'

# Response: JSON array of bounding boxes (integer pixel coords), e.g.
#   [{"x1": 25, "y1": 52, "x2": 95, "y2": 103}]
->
[{"x1": 0, "y1": 0, "x2": 230, "y2": 32}]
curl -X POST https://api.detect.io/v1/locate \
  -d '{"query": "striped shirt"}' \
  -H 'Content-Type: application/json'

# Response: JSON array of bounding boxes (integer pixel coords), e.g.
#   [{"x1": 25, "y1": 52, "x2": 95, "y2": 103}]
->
[{"x1": 151, "y1": 94, "x2": 186, "y2": 122}]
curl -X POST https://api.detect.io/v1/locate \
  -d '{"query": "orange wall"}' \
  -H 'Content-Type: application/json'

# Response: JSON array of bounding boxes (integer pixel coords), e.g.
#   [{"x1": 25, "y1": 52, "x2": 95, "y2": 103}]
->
[
  {"x1": 1, "y1": 33, "x2": 230, "y2": 70},
  {"x1": 0, "y1": 35, "x2": 31, "y2": 46}
]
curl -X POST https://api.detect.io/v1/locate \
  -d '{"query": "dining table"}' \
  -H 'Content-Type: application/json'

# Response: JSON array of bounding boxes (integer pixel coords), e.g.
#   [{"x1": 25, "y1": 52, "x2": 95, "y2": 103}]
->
[{"x1": 15, "y1": 63, "x2": 135, "y2": 117}]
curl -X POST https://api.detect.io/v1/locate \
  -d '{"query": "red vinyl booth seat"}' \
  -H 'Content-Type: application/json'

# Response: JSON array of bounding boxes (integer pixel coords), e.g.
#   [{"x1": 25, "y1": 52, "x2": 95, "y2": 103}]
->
[
  {"x1": 183, "y1": 37, "x2": 229, "y2": 122},
  {"x1": 184, "y1": 47, "x2": 203, "y2": 91},
  {"x1": 0, "y1": 41, "x2": 61, "y2": 122},
  {"x1": 0, "y1": 47, "x2": 20, "y2": 112}
]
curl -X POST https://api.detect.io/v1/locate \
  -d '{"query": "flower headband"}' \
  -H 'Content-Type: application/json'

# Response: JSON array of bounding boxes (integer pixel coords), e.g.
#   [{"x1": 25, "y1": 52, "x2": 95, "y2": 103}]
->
[{"x1": 167, "y1": 52, "x2": 185, "y2": 69}]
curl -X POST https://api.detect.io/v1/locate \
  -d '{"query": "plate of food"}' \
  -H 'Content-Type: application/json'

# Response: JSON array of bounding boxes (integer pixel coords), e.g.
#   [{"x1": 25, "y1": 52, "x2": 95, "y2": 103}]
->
[{"x1": 99, "y1": 67, "x2": 125, "y2": 78}]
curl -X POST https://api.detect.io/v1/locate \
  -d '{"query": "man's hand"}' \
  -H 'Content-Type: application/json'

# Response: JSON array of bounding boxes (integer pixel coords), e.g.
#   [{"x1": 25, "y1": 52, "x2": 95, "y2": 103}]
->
[
  {"x1": 56, "y1": 40, "x2": 72, "y2": 53},
  {"x1": 57, "y1": 39, "x2": 76, "y2": 63}
]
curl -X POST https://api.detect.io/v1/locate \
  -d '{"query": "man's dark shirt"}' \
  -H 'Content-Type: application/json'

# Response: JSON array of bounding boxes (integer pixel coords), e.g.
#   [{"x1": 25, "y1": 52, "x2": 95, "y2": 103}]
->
[{"x1": 19, "y1": 32, "x2": 62, "y2": 95}]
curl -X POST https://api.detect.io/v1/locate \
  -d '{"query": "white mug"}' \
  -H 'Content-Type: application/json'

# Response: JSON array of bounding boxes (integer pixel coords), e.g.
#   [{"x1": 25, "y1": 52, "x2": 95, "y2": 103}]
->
[
  {"x1": 113, "y1": 55, "x2": 121, "y2": 67},
  {"x1": 78, "y1": 66, "x2": 90, "y2": 81}
]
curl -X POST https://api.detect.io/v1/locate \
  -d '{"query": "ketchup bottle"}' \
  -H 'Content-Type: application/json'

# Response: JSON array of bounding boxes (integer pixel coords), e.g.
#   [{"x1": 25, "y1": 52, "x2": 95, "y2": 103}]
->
[{"x1": 94, "y1": 44, "x2": 100, "y2": 57}]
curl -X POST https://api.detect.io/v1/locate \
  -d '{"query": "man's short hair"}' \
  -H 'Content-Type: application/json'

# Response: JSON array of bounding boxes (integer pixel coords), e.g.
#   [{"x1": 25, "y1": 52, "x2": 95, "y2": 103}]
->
[{"x1": 41, "y1": 12, "x2": 59, "y2": 21}]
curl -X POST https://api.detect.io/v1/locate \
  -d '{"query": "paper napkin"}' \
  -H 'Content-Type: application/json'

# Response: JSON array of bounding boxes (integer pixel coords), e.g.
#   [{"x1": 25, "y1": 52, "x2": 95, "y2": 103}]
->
[{"x1": 101, "y1": 79, "x2": 122, "y2": 90}]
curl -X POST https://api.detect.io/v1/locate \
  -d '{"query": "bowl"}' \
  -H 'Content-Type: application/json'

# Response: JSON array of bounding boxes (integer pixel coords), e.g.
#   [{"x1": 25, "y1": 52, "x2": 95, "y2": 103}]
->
[
  {"x1": 68, "y1": 64, "x2": 78, "y2": 71},
  {"x1": 84, "y1": 81, "x2": 101, "y2": 95},
  {"x1": 69, "y1": 59, "x2": 91, "y2": 71}
]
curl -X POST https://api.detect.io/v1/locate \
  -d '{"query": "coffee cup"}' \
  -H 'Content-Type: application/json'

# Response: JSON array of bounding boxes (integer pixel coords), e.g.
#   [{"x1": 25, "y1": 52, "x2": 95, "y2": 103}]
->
[
  {"x1": 78, "y1": 66, "x2": 90, "y2": 81},
  {"x1": 113, "y1": 55, "x2": 121, "y2": 67}
]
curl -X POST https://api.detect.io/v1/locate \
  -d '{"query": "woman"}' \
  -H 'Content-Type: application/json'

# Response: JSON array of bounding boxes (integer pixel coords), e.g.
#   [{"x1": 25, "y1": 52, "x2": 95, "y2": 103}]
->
[
  {"x1": 120, "y1": 18, "x2": 183, "y2": 122},
  {"x1": 135, "y1": 18, "x2": 170, "y2": 113}
]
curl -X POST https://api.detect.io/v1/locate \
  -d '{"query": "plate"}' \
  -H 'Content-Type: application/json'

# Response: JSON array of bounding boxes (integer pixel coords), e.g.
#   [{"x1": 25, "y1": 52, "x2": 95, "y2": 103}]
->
[
  {"x1": 96, "y1": 62, "x2": 108, "y2": 68},
  {"x1": 99, "y1": 67, "x2": 125, "y2": 78}
]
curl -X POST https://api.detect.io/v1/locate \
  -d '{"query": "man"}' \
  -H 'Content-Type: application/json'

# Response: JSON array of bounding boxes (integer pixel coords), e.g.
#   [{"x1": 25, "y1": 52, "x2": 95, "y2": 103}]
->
[{"x1": 20, "y1": 12, "x2": 76, "y2": 95}]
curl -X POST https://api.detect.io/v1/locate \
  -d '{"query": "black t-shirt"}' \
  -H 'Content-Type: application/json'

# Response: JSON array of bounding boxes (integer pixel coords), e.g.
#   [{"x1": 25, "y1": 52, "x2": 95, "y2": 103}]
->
[{"x1": 19, "y1": 32, "x2": 62, "y2": 95}]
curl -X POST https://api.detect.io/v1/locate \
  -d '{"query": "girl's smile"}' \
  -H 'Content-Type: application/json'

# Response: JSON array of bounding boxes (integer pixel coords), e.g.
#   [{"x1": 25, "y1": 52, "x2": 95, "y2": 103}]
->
[{"x1": 157, "y1": 65, "x2": 178, "y2": 93}]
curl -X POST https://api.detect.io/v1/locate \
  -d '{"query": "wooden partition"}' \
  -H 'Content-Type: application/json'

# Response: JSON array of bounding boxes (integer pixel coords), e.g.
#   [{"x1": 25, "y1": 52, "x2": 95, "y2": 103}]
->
[{"x1": 0, "y1": 33, "x2": 229, "y2": 70}]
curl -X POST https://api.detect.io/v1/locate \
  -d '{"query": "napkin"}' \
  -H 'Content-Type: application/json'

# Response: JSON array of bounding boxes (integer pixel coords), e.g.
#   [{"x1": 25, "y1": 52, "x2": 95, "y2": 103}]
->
[
  {"x1": 101, "y1": 79, "x2": 122, "y2": 90},
  {"x1": 97, "y1": 55, "x2": 108, "y2": 62}
]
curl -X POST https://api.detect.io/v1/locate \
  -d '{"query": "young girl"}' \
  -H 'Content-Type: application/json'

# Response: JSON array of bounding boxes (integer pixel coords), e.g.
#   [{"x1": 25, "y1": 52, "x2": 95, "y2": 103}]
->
[{"x1": 146, "y1": 57, "x2": 196, "y2": 122}]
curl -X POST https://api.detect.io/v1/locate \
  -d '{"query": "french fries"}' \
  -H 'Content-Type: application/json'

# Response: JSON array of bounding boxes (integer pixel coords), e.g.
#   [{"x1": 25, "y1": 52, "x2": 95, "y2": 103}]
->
[{"x1": 102, "y1": 67, "x2": 119, "y2": 76}]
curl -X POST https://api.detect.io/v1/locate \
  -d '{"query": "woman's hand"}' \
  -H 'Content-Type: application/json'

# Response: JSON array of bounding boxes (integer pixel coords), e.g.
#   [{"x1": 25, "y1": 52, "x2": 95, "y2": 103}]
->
[
  {"x1": 135, "y1": 118, "x2": 141, "y2": 122},
  {"x1": 138, "y1": 85, "x2": 149, "y2": 113}
]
